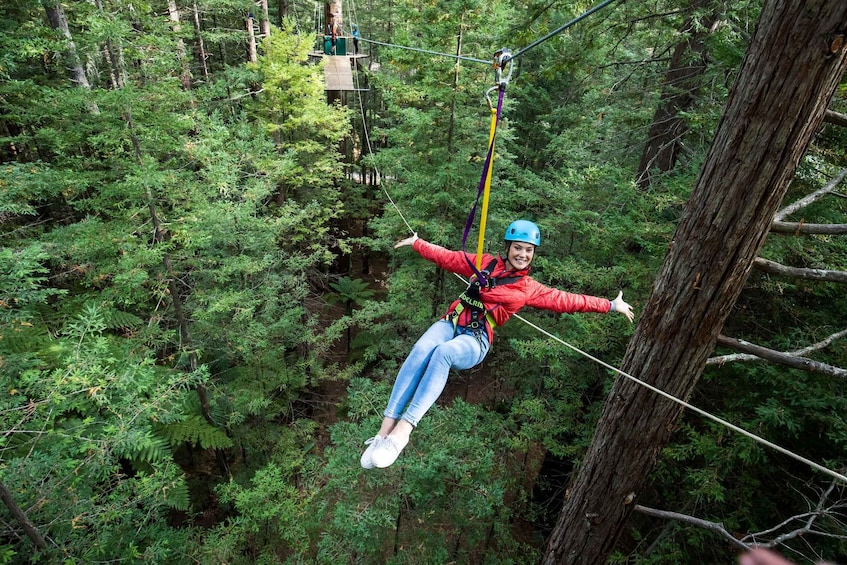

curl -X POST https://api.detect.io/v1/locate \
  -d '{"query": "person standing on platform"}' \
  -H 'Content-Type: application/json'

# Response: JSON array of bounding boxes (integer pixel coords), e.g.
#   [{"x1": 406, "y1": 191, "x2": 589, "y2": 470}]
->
[{"x1": 352, "y1": 24, "x2": 360, "y2": 55}]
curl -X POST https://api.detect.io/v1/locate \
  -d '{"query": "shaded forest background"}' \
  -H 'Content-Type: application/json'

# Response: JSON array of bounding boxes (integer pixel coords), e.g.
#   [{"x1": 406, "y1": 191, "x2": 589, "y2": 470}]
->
[{"x1": 1, "y1": 0, "x2": 846, "y2": 563}]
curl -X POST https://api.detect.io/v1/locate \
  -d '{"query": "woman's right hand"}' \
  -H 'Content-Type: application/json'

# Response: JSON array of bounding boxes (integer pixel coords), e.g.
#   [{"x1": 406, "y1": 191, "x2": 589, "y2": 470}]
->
[{"x1": 394, "y1": 233, "x2": 419, "y2": 249}]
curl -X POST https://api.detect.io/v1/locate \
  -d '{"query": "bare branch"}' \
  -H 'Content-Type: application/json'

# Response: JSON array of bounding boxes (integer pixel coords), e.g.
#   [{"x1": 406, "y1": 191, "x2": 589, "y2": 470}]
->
[
  {"x1": 824, "y1": 109, "x2": 847, "y2": 128},
  {"x1": 636, "y1": 479, "x2": 847, "y2": 555},
  {"x1": 741, "y1": 477, "x2": 847, "y2": 547},
  {"x1": 770, "y1": 221, "x2": 847, "y2": 235},
  {"x1": 774, "y1": 168, "x2": 847, "y2": 221},
  {"x1": 633, "y1": 505, "x2": 749, "y2": 550},
  {"x1": 708, "y1": 328, "x2": 847, "y2": 366},
  {"x1": 753, "y1": 257, "x2": 847, "y2": 284},
  {"x1": 0, "y1": 480, "x2": 48, "y2": 550},
  {"x1": 709, "y1": 334, "x2": 847, "y2": 378}
]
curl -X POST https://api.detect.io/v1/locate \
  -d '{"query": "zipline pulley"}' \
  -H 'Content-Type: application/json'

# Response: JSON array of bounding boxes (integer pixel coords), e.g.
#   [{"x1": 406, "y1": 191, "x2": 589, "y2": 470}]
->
[{"x1": 493, "y1": 48, "x2": 514, "y2": 89}]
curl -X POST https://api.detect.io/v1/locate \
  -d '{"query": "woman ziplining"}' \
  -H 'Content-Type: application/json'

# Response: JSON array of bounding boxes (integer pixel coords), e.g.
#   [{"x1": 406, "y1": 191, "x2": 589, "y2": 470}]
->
[
  {"x1": 354, "y1": 0, "x2": 638, "y2": 470},
  {"x1": 360, "y1": 220, "x2": 635, "y2": 469},
  {"x1": 349, "y1": 0, "x2": 847, "y2": 487}
]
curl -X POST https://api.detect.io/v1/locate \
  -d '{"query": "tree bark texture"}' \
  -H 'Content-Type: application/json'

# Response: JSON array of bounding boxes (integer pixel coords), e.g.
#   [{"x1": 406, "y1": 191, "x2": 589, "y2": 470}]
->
[
  {"x1": 168, "y1": 0, "x2": 193, "y2": 90},
  {"x1": 544, "y1": 2, "x2": 847, "y2": 564},
  {"x1": 191, "y1": 2, "x2": 209, "y2": 81},
  {"x1": 258, "y1": 0, "x2": 271, "y2": 38},
  {"x1": 246, "y1": 13, "x2": 258, "y2": 63}
]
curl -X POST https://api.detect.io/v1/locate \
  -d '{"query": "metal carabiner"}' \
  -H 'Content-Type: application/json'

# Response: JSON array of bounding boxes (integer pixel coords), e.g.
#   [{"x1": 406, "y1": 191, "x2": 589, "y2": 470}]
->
[
  {"x1": 493, "y1": 48, "x2": 514, "y2": 88},
  {"x1": 484, "y1": 85, "x2": 498, "y2": 110}
]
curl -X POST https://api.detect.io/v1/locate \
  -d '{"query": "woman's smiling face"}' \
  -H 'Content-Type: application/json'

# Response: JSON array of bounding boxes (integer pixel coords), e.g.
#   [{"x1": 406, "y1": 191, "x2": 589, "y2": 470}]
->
[{"x1": 505, "y1": 241, "x2": 535, "y2": 270}]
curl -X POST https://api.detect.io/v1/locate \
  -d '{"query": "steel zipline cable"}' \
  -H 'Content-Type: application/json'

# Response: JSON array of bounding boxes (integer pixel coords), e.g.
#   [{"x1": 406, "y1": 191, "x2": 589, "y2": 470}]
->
[
  {"x1": 510, "y1": 0, "x2": 621, "y2": 60},
  {"x1": 357, "y1": 36, "x2": 490, "y2": 65},
  {"x1": 354, "y1": 0, "x2": 622, "y2": 67}
]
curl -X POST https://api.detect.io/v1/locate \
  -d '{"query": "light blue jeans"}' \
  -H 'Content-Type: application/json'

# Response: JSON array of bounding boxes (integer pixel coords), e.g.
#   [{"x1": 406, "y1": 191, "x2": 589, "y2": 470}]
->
[{"x1": 384, "y1": 320, "x2": 490, "y2": 427}]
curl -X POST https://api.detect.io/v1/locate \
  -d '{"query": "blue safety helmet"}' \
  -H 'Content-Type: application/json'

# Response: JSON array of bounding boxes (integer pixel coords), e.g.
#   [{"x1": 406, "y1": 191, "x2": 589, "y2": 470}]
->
[{"x1": 504, "y1": 220, "x2": 541, "y2": 247}]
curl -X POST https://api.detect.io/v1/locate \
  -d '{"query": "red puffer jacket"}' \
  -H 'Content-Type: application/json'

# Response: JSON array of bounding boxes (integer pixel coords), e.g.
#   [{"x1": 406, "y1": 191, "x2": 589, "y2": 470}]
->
[{"x1": 413, "y1": 239, "x2": 612, "y2": 343}]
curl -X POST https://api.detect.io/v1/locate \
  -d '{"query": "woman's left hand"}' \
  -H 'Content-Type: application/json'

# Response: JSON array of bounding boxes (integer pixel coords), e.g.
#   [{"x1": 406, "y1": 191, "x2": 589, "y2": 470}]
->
[{"x1": 611, "y1": 291, "x2": 634, "y2": 323}]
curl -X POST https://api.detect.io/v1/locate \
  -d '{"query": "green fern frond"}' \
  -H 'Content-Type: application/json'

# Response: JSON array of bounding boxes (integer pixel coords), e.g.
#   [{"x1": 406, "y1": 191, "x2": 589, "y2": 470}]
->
[
  {"x1": 329, "y1": 276, "x2": 375, "y2": 306},
  {"x1": 103, "y1": 309, "x2": 143, "y2": 330},
  {"x1": 156, "y1": 415, "x2": 233, "y2": 450},
  {"x1": 114, "y1": 428, "x2": 173, "y2": 465},
  {"x1": 162, "y1": 478, "x2": 191, "y2": 511}
]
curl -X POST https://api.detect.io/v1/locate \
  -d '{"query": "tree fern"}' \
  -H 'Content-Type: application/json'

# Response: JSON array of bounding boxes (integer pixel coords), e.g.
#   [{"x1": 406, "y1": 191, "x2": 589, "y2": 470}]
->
[
  {"x1": 161, "y1": 477, "x2": 191, "y2": 512},
  {"x1": 113, "y1": 427, "x2": 174, "y2": 466},
  {"x1": 156, "y1": 415, "x2": 234, "y2": 450},
  {"x1": 102, "y1": 308, "x2": 144, "y2": 331}
]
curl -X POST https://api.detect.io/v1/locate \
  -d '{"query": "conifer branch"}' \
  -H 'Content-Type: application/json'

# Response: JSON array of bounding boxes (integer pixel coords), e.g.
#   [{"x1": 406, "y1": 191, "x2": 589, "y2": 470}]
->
[
  {"x1": 707, "y1": 331, "x2": 847, "y2": 378},
  {"x1": 752, "y1": 258, "x2": 847, "y2": 284},
  {"x1": 773, "y1": 168, "x2": 847, "y2": 222},
  {"x1": 633, "y1": 505, "x2": 749, "y2": 550}
]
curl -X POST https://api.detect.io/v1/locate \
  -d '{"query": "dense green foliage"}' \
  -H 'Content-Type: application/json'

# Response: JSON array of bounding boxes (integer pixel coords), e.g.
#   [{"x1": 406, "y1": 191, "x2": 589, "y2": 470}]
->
[{"x1": 1, "y1": 0, "x2": 845, "y2": 562}]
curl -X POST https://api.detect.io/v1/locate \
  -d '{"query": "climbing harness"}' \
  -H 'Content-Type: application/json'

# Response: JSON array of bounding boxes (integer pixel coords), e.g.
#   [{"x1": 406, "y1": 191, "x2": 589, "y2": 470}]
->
[{"x1": 449, "y1": 258, "x2": 523, "y2": 336}]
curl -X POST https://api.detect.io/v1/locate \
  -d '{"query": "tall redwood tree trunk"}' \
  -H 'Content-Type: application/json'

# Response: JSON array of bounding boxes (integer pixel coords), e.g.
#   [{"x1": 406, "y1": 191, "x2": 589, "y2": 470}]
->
[{"x1": 544, "y1": 1, "x2": 847, "y2": 563}]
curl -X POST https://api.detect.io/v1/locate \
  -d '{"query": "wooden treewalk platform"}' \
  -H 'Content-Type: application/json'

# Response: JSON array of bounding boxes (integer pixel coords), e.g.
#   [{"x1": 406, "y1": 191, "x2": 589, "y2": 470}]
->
[
  {"x1": 309, "y1": 51, "x2": 369, "y2": 92},
  {"x1": 324, "y1": 56, "x2": 354, "y2": 91}
]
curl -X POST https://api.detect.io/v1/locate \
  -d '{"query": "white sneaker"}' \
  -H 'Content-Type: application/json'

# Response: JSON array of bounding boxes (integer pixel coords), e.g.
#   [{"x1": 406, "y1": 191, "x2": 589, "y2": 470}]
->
[
  {"x1": 371, "y1": 435, "x2": 409, "y2": 468},
  {"x1": 360, "y1": 436, "x2": 384, "y2": 469}
]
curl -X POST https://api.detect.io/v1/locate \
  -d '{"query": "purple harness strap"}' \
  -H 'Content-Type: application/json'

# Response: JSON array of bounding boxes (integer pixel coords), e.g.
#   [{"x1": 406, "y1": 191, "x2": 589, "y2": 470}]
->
[{"x1": 461, "y1": 86, "x2": 506, "y2": 287}]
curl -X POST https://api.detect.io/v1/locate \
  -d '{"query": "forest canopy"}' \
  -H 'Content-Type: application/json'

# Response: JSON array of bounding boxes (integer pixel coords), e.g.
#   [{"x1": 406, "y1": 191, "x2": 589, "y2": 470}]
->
[{"x1": 1, "y1": 0, "x2": 846, "y2": 563}]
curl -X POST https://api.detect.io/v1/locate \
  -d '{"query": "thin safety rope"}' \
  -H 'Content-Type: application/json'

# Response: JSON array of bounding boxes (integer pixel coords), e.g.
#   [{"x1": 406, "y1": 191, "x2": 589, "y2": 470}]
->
[
  {"x1": 509, "y1": 308, "x2": 847, "y2": 484},
  {"x1": 511, "y1": 0, "x2": 621, "y2": 60}
]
